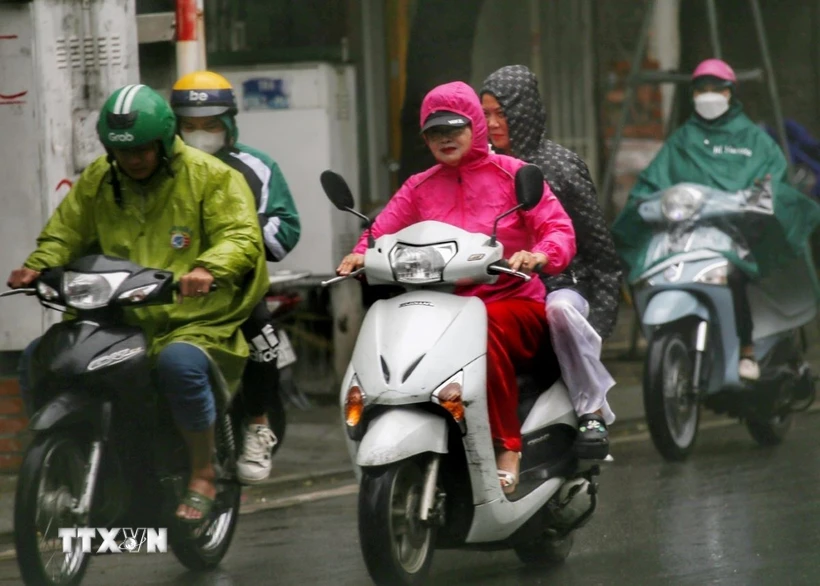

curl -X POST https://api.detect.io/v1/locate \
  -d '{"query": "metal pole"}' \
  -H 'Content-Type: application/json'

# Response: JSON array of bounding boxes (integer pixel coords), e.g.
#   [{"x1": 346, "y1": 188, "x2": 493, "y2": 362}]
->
[
  {"x1": 196, "y1": 0, "x2": 206, "y2": 69},
  {"x1": 601, "y1": 0, "x2": 658, "y2": 221},
  {"x1": 705, "y1": 0, "x2": 722, "y2": 59},
  {"x1": 749, "y1": 0, "x2": 793, "y2": 179},
  {"x1": 175, "y1": 0, "x2": 199, "y2": 77}
]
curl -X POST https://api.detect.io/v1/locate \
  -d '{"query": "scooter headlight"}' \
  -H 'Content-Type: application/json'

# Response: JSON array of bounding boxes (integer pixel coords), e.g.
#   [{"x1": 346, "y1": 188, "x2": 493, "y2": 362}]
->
[
  {"x1": 63, "y1": 272, "x2": 129, "y2": 310},
  {"x1": 661, "y1": 185, "x2": 704, "y2": 222},
  {"x1": 431, "y1": 371, "x2": 466, "y2": 433},
  {"x1": 693, "y1": 260, "x2": 729, "y2": 285},
  {"x1": 389, "y1": 243, "x2": 457, "y2": 284}
]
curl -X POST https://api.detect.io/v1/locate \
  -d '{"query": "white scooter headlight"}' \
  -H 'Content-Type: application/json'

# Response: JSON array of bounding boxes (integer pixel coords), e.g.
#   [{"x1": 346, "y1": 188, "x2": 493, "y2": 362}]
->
[
  {"x1": 63, "y1": 271, "x2": 129, "y2": 310},
  {"x1": 661, "y1": 185, "x2": 705, "y2": 222},
  {"x1": 389, "y1": 242, "x2": 457, "y2": 284}
]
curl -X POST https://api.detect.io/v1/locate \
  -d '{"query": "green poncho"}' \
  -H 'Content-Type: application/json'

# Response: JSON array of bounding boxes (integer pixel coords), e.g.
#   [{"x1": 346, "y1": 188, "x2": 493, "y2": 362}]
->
[
  {"x1": 24, "y1": 137, "x2": 270, "y2": 397},
  {"x1": 612, "y1": 101, "x2": 820, "y2": 287}
]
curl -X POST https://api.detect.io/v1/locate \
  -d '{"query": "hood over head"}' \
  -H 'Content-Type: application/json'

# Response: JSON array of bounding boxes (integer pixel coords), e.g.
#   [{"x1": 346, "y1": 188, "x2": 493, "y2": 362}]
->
[
  {"x1": 420, "y1": 81, "x2": 489, "y2": 165},
  {"x1": 480, "y1": 65, "x2": 547, "y2": 160}
]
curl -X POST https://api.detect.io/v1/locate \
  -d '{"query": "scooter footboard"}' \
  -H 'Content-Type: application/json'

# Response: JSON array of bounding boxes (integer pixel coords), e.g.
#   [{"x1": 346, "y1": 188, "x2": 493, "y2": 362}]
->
[{"x1": 356, "y1": 408, "x2": 448, "y2": 467}]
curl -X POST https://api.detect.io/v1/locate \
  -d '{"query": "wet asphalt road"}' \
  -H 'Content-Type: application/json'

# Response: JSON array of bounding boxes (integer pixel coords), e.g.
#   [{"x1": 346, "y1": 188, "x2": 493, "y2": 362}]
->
[{"x1": 2, "y1": 414, "x2": 820, "y2": 586}]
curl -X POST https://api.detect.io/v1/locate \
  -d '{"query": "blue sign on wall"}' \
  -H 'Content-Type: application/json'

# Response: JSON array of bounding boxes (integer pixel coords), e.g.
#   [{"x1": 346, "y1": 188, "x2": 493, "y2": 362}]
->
[{"x1": 242, "y1": 78, "x2": 290, "y2": 110}]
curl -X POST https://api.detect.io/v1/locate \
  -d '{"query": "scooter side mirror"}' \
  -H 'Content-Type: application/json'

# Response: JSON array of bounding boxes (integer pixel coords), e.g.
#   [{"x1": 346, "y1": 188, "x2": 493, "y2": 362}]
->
[
  {"x1": 514, "y1": 164, "x2": 544, "y2": 211},
  {"x1": 320, "y1": 170, "x2": 356, "y2": 211},
  {"x1": 488, "y1": 164, "x2": 545, "y2": 247},
  {"x1": 320, "y1": 170, "x2": 375, "y2": 248}
]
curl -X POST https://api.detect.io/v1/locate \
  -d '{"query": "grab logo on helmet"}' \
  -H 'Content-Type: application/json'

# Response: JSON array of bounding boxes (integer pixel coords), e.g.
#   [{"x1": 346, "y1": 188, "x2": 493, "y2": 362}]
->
[{"x1": 108, "y1": 132, "x2": 134, "y2": 142}]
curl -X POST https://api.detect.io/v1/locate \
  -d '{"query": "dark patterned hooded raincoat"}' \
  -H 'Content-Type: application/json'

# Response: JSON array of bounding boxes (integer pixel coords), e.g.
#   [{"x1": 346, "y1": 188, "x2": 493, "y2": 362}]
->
[{"x1": 481, "y1": 65, "x2": 622, "y2": 338}]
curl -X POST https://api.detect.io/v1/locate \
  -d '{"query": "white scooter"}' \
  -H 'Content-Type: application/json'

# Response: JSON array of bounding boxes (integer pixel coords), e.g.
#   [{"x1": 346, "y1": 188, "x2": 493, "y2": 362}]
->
[{"x1": 320, "y1": 167, "x2": 602, "y2": 585}]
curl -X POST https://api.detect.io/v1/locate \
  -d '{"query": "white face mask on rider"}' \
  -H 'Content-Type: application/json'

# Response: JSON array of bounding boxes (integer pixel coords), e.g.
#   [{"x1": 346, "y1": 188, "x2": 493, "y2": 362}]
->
[
  {"x1": 693, "y1": 92, "x2": 730, "y2": 121},
  {"x1": 181, "y1": 130, "x2": 226, "y2": 155}
]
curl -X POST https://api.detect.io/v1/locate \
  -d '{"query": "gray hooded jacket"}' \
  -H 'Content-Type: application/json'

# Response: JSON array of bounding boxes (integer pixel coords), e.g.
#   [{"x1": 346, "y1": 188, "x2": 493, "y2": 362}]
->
[{"x1": 481, "y1": 65, "x2": 621, "y2": 338}]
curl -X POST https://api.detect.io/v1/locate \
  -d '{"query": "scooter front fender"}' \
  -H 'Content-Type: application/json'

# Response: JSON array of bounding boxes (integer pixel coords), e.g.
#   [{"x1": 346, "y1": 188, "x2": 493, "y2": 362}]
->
[
  {"x1": 642, "y1": 290, "x2": 709, "y2": 327},
  {"x1": 356, "y1": 408, "x2": 448, "y2": 468},
  {"x1": 29, "y1": 391, "x2": 98, "y2": 432}
]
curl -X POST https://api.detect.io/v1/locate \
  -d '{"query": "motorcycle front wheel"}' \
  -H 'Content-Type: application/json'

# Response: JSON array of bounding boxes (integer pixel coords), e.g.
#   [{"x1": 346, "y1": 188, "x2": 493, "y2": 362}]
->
[
  {"x1": 15, "y1": 431, "x2": 91, "y2": 586},
  {"x1": 644, "y1": 327, "x2": 701, "y2": 461},
  {"x1": 358, "y1": 459, "x2": 436, "y2": 586}
]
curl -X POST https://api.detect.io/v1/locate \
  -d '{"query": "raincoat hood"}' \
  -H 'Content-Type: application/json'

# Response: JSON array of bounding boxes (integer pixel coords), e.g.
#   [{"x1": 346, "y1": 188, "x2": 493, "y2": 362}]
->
[
  {"x1": 420, "y1": 81, "x2": 489, "y2": 165},
  {"x1": 480, "y1": 65, "x2": 547, "y2": 159}
]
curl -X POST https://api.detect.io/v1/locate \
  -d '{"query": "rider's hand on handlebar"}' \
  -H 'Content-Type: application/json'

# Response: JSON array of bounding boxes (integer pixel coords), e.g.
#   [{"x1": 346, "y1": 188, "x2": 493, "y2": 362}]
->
[
  {"x1": 178, "y1": 267, "x2": 215, "y2": 303},
  {"x1": 6, "y1": 267, "x2": 40, "y2": 289},
  {"x1": 508, "y1": 251, "x2": 547, "y2": 275},
  {"x1": 337, "y1": 253, "x2": 365, "y2": 276}
]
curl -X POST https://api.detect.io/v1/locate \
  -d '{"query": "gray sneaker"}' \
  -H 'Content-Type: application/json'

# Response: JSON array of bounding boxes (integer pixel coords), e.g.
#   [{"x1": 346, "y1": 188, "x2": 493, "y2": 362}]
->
[{"x1": 237, "y1": 424, "x2": 277, "y2": 485}]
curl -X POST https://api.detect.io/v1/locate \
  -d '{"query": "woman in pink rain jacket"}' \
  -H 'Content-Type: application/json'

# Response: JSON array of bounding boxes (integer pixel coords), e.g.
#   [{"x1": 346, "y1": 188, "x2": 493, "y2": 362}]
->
[{"x1": 337, "y1": 81, "x2": 576, "y2": 494}]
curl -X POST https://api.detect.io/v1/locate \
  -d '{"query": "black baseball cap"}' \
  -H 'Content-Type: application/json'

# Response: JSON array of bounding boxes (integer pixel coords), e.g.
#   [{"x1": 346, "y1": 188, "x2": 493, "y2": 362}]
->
[{"x1": 421, "y1": 110, "x2": 470, "y2": 133}]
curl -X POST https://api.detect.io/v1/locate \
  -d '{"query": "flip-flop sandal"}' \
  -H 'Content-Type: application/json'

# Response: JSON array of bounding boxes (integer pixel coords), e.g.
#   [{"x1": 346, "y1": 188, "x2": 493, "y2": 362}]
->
[
  {"x1": 498, "y1": 470, "x2": 518, "y2": 495},
  {"x1": 176, "y1": 490, "x2": 215, "y2": 525},
  {"x1": 497, "y1": 452, "x2": 522, "y2": 495}
]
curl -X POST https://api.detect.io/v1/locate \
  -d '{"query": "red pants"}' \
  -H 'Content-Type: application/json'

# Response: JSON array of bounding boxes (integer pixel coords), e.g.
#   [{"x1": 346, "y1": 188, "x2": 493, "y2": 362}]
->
[{"x1": 486, "y1": 298, "x2": 548, "y2": 453}]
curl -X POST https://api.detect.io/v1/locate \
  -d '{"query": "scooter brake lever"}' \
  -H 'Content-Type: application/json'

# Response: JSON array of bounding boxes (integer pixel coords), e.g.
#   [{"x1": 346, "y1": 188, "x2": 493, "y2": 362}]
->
[
  {"x1": 321, "y1": 267, "x2": 365, "y2": 288},
  {"x1": 489, "y1": 262, "x2": 532, "y2": 282},
  {"x1": 0, "y1": 288, "x2": 37, "y2": 298}
]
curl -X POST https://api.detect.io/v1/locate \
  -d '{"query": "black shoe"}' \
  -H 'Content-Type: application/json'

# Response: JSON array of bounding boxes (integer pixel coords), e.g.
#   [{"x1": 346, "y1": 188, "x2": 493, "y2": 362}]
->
[{"x1": 574, "y1": 413, "x2": 609, "y2": 460}]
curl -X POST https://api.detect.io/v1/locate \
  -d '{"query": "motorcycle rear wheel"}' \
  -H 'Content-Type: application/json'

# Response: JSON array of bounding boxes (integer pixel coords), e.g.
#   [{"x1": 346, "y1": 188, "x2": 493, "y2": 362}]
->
[
  {"x1": 746, "y1": 412, "x2": 793, "y2": 446},
  {"x1": 170, "y1": 414, "x2": 241, "y2": 571},
  {"x1": 514, "y1": 531, "x2": 574, "y2": 566}
]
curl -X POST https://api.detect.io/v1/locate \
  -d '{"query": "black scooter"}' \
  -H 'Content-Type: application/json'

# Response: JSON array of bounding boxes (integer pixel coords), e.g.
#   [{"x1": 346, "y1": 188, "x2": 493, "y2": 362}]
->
[{"x1": 2, "y1": 255, "x2": 244, "y2": 586}]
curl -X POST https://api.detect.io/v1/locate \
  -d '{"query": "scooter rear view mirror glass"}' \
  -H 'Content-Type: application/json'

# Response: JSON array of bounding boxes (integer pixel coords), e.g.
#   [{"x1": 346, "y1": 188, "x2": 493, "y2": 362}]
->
[
  {"x1": 320, "y1": 170, "x2": 356, "y2": 211},
  {"x1": 514, "y1": 164, "x2": 544, "y2": 211}
]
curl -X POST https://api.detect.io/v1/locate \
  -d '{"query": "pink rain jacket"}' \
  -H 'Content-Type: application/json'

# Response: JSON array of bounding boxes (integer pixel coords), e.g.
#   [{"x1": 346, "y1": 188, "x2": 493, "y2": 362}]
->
[{"x1": 353, "y1": 81, "x2": 576, "y2": 305}]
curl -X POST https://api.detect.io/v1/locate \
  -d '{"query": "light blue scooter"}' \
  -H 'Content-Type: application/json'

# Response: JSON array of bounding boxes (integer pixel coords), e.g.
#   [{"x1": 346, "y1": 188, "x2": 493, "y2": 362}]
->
[{"x1": 629, "y1": 182, "x2": 817, "y2": 461}]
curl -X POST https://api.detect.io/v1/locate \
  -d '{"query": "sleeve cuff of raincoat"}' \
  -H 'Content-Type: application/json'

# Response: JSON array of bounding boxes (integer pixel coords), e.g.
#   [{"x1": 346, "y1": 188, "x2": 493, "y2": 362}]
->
[{"x1": 532, "y1": 243, "x2": 571, "y2": 276}]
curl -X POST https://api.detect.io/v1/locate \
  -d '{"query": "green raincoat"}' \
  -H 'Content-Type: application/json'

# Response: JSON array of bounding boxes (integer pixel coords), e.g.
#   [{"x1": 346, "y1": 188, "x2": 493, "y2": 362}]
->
[
  {"x1": 24, "y1": 137, "x2": 270, "y2": 397},
  {"x1": 613, "y1": 101, "x2": 820, "y2": 285}
]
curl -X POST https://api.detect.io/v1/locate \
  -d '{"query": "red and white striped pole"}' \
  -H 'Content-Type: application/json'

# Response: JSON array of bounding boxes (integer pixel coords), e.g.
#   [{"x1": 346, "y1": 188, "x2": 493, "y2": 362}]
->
[{"x1": 176, "y1": 0, "x2": 200, "y2": 77}]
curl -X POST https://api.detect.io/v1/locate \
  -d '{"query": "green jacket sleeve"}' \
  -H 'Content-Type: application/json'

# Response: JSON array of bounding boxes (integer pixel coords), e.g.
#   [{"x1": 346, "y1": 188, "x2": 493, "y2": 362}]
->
[
  {"x1": 260, "y1": 161, "x2": 301, "y2": 261},
  {"x1": 196, "y1": 169, "x2": 265, "y2": 283},
  {"x1": 24, "y1": 170, "x2": 99, "y2": 271}
]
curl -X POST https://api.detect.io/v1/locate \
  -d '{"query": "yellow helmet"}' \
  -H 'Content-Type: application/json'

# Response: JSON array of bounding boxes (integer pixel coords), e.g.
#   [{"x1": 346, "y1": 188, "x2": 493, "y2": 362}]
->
[{"x1": 171, "y1": 71, "x2": 237, "y2": 117}]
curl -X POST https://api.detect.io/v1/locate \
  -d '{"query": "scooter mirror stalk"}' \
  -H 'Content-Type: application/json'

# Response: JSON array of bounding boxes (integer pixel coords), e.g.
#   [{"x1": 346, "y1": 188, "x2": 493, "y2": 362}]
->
[
  {"x1": 320, "y1": 170, "x2": 375, "y2": 248},
  {"x1": 488, "y1": 164, "x2": 545, "y2": 247}
]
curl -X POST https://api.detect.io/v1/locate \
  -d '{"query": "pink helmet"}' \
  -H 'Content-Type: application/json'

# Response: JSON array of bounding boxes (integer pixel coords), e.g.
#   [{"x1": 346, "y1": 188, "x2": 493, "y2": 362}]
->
[{"x1": 691, "y1": 58, "x2": 737, "y2": 84}]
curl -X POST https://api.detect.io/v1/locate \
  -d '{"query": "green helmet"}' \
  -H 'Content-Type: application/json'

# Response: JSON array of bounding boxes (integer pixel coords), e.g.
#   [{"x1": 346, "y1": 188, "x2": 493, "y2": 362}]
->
[{"x1": 97, "y1": 84, "x2": 177, "y2": 155}]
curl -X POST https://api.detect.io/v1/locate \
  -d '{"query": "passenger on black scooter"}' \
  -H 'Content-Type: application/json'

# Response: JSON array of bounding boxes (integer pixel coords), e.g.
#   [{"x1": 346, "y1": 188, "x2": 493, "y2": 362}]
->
[
  {"x1": 171, "y1": 71, "x2": 302, "y2": 484},
  {"x1": 6, "y1": 84, "x2": 269, "y2": 524}
]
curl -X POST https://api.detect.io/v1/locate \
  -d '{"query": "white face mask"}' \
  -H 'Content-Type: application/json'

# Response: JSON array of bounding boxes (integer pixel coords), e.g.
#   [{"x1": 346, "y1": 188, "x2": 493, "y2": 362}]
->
[
  {"x1": 694, "y1": 92, "x2": 730, "y2": 120},
  {"x1": 181, "y1": 130, "x2": 226, "y2": 155}
]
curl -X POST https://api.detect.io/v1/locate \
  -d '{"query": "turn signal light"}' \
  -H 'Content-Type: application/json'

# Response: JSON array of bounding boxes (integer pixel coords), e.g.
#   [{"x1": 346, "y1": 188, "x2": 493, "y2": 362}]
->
[
  {"x1": 432, "y1": 372, "x2": 465, "y2": 429},
  {"x1": 435, "y1": 383, "x2": 464, "y2": 422},
  {"x1": 345, "y1": 382, "x2": 366, "y2": 427}
]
